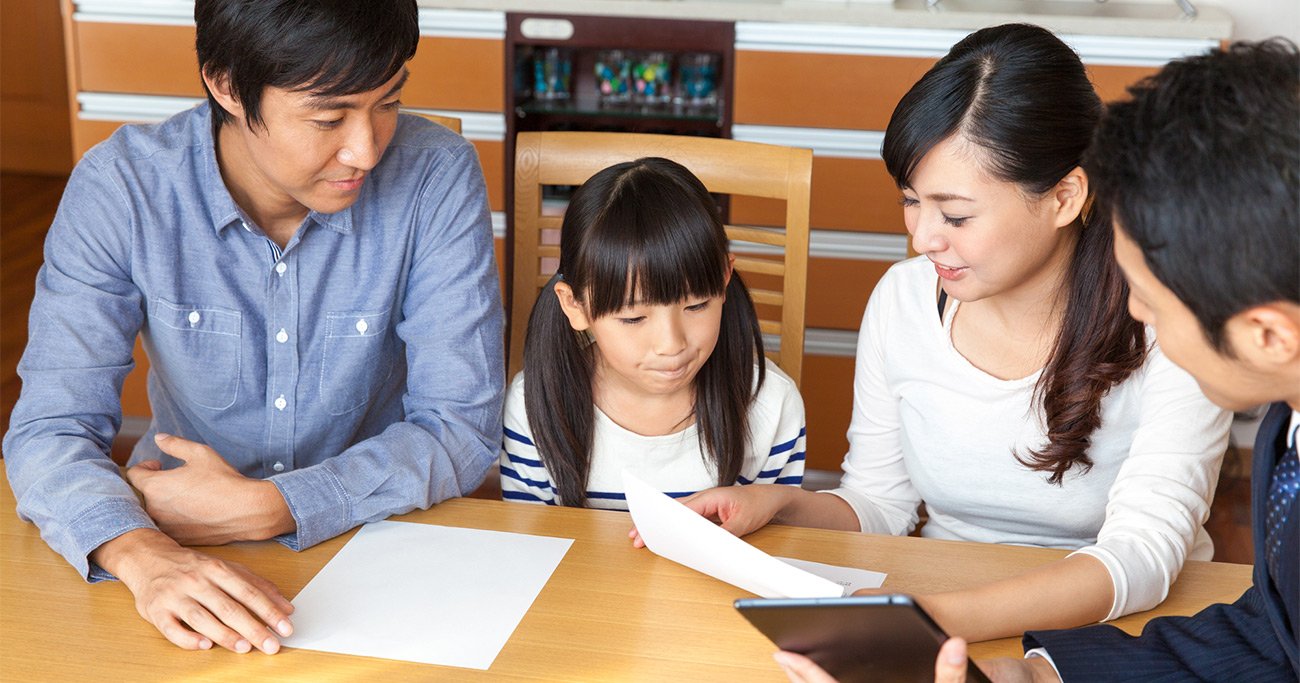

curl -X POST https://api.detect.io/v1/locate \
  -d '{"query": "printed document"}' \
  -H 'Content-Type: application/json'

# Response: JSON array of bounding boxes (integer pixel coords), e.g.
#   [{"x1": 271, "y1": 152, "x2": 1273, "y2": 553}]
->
[{"x1": 624, "y1": 471, "x2": 885, "y2": 598}]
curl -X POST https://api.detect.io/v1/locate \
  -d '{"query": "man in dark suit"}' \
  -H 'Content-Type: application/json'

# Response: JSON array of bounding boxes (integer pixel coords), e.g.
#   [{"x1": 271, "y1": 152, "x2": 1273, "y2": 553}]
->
[
  {"x1": 1006, "y1": 38, "x2": 1300, "y2": 683},
  {"x1": 774, "y1": 39, "x2": 1299, "y2": 683}
]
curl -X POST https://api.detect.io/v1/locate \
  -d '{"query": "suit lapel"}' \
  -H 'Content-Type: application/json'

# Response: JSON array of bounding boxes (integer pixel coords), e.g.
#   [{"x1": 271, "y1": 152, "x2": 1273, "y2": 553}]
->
[{"x1": 1251, "y1": 402, "x2": 1298, "y2": 673}]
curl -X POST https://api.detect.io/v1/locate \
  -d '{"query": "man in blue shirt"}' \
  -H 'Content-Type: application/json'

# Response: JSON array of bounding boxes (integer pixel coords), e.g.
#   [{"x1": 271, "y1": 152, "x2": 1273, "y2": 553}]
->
[
  {"x1": 3, "y1": 0, "x2": 503, "y2": 656},
  {"x1": 774, "y1": 39, "x2": 1299, "y2": 683}
]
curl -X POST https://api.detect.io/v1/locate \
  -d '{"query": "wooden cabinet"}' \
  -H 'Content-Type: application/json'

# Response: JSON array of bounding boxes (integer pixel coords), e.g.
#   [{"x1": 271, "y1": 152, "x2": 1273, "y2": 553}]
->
[
  {"x1": 57, "y1": 2, "x2": 1214, "y2": 470},
  {"x1": 737, "y1": 51, "x2": 933, "y2": 131},
  {"x1": 1, "y1": 0, "x2": 72, "y2": 174},
  {"x1": 407, "y1": 37, "x2": 505, "y2": 112},
  {"x1": 501, "y1": 13, "x2": 736, "y2": 321}
]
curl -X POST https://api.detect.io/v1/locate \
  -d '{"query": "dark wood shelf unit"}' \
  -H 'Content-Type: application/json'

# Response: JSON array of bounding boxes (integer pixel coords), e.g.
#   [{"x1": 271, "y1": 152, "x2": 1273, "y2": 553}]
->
[{"x1": 502, "y1": 12, "x2": 736, "y2": 339}]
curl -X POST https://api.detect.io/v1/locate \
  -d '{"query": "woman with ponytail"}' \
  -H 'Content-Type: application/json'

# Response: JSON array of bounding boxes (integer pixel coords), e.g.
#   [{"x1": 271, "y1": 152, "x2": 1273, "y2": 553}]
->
[
  {"x1": 680, "y1": 24, "x2": 1229, "y2": 642},
  {"x1": 499, "y1": 157, "x2": 807, "y2": 510}
]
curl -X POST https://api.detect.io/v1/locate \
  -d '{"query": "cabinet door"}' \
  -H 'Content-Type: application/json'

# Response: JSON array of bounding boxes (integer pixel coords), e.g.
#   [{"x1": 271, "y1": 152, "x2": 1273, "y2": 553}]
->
[
  {"x1": 407, "y1": 37, "x2": 505, "y2": 112},
  {"x1": 800, "y1": 355, "x2": 857, "y2": 470},
  {"x1": 737, "y1": 51, "x2": 934, "y2": 131},
  {"x1": 1, "y1": 0, "x2": 72, "y2": 173},
  {"x1": 76, "y1": 22, "x2": 202, "y2": 96}
]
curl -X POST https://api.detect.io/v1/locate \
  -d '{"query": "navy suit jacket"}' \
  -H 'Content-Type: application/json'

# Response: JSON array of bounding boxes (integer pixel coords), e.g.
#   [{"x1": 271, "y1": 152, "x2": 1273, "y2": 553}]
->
[{"x1": 1024, "y1": 401, "x2": 1298, "y2": 681}]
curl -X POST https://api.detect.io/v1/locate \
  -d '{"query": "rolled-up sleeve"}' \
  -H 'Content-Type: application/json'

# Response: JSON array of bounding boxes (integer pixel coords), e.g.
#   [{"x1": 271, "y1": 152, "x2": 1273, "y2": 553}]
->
[{"x1": 1071, "y1": 342, "x2": 1230, "y2": 621}]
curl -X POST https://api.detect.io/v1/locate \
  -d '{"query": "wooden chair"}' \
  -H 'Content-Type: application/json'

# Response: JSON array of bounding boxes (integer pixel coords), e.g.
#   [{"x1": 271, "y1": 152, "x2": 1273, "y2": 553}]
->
[
  {"x1": 412, "y1": 112, "x2": 462, "y2": 134},
  {"x1": 510, "y1": 131, "x2": 812, "y2": 385}
]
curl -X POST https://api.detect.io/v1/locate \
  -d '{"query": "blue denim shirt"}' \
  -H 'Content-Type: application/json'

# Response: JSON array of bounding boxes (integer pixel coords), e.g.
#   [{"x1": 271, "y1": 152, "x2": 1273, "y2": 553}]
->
[{"x1": 3, "y1": 104, "x2": 505, "y2": 579}]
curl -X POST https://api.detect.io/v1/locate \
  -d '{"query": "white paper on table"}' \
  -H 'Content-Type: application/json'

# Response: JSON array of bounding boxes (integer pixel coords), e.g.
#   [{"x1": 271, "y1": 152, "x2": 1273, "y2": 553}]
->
[
  {"x1": 625, "y1": 470, "x2": 870, "y2": 599},
  {"x1": 283, "y1": 520, "x2": 572, "y2": 669},
  {"x1": 777, "y1": 556, "x2": 886, "y2": 594}
]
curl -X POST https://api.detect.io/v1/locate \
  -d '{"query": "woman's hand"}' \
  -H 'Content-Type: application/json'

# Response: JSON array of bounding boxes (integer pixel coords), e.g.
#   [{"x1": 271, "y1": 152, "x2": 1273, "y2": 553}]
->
[
  {"x1": 628, "y1": 484, "x2": 795, "y2": 547},
  {"x1": 680, "y1": 484, "x2": 792, "y2": 536}
]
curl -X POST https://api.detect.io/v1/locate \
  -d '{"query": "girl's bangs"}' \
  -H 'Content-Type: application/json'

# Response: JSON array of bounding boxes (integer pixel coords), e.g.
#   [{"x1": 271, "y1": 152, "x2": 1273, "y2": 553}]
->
[{"x1": 582, "y1": 198, "x2": 728, "y2": 318}]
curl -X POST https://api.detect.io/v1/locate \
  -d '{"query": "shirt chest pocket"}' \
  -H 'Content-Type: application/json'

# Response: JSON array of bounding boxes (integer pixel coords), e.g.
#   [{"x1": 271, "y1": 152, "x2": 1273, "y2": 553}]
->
[
  {"x1": 149, "y1": 299, "x2": 242, "y2": 410},
  {"x1": 319, "y1": 309, "x2": 394, "y2": 415}
]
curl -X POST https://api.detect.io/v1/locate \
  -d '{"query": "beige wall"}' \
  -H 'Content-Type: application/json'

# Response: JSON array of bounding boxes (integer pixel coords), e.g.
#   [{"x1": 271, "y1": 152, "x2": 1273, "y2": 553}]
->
[
  {"x1": 1054, "y1": 0, "x2": 1299, "y2": 43},
  {"x1": 1201, "y1": 0, "x2": 1299, "y2": 43}
]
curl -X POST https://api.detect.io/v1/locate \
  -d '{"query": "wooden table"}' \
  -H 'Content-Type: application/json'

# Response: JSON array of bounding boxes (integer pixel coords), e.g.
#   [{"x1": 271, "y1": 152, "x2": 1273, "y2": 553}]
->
[{"x1": 0, "y1": 472, "x2": 1252, "y2": 681}]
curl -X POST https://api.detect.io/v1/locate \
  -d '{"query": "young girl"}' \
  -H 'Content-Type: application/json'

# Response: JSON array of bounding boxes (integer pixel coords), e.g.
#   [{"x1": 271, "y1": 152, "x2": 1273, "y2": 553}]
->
[
  {"x1": 679, "y1": 24, "x2": 1230, "y2": 642},
  {"x1": 498, "y1": 157, "x2": 807, "y2": 509}
]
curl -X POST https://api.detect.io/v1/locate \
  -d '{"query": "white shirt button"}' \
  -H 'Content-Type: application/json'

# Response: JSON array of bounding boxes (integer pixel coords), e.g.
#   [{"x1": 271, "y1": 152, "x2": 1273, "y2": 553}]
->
[
  {"x1": 276, "y1": 328, "x2": 288, "y2": 343},
  {"x1": 242, "y1": 221, "x2": 251, "y2": 232},
  {"x1": 188, "y1": 310, "x2": 201, "y2": 326},
  {"x1": 274, "y1": 395, "x2": 287, "y2": 411},
  {"x1": 272, "y1": 461, "x2": 285, "y2": 473},
  {"x1": 275, "y1": 262, "x2": 287, "y2": 276},
  {"x1": 355, "y1": 319, "x2": 369, "y2": 334}
]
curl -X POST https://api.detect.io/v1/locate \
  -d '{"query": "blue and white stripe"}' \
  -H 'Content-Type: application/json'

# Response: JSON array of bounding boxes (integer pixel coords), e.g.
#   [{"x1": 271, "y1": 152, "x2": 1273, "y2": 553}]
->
[{"x1": 498, "y1": 424, "x2": 807, "y2": 508}]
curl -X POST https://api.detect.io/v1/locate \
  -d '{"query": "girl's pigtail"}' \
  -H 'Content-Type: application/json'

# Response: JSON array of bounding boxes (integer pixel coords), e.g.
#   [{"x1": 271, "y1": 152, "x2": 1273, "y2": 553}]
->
[
  {"x1": 694, "y1": 270, "x2": 765, "y2": 487},
  {"x1": 523, "y1": 275, "x2": 596, "y2": 506}
]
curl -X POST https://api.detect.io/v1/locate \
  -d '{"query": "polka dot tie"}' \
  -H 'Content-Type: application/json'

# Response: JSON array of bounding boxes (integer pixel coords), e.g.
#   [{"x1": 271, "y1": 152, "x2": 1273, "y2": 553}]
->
[{"x1": 1264, "y1": 425, "x2": 1299, "y2": 581}]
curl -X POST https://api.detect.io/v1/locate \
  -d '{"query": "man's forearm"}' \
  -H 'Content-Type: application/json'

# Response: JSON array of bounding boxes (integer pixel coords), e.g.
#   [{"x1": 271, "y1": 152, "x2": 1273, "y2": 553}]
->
[
  {"x1": 90, "y1": 527, "x2": 181, "y2": 582},
  {"x1": 127, "y1": 439, "x2": 298, "y2": 547},
  {"x1": 245, "y1": 479, "x2": 297, "y2": 541}
]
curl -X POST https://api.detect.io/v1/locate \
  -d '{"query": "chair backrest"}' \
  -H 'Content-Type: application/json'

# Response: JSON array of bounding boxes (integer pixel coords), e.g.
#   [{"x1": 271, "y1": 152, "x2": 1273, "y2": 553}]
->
[
  {"x1": 511, "y1": 131, "x2": 812, "y2": 385},
  {"x1": 413, "y1": 112, "x2": 462, "y2": 134}
]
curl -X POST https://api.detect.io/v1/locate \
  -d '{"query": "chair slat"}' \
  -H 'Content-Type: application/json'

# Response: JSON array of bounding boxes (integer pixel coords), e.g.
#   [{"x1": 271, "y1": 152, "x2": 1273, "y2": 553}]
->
[
  {"x1": 511, "y1": 131, "x2": 811, "y2": 385},
  {"x1": 725, "y1": 225, "x2": 786, "y2": 247},
  {"x1": 749, "y1": 288, "x2": 784, "y2": 306},
  {"x1": 732, "y1": 256, "x2": 785, "y2": 277}
]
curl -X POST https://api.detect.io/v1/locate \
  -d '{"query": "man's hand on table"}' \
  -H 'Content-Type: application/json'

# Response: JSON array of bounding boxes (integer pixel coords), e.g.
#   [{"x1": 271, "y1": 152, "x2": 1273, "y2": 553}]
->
[
  {"x1": 126, "y1": 433, "x2": 295, "y2": 545},
  {"x1": 90, "y1": 528, "x2": 295, "y2": 653},
  {"x1": 771, "y1": 638, "x2": 1061, "y2": 683}
]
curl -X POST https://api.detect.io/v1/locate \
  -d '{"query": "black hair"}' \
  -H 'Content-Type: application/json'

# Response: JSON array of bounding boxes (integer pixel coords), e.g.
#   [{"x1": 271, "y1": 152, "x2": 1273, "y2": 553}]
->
[
  {"x1": 1087, "y1": 39, "x2": 1300, "y2": 350},
  {"x1": 523, "y1": 157, "x2": 766, "y2": 507},
  {"x1": 194, "y1": 0, "x2": 419, "y2": 130},
  {"x1": 881, "y1": 23, "x2": 1147, "y2": 485}
]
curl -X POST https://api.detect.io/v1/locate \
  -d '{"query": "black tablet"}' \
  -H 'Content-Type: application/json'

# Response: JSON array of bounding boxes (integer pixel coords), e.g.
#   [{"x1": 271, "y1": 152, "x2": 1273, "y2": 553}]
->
[{"x1": 735, "y1": 594, "x2": 993, "y2": 683}]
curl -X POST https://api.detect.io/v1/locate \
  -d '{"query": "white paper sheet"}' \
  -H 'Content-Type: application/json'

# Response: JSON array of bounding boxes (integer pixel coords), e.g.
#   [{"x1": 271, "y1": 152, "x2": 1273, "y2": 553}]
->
[
  {"x1": 777, "y1": 557, "x2": 887, "y2": 594},
  {"x1": 624, "y1": 471, "x2": 884, "y2": 598},
  {"x1": 283, "y1": 520, "x2": 573, "y2": 669}
]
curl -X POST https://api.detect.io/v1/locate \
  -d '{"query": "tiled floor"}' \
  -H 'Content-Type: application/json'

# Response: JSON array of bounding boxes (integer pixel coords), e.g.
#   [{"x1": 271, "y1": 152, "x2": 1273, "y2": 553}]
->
[{"x1": 0, "y1": 172, "x2": 1256, "y2": 565}]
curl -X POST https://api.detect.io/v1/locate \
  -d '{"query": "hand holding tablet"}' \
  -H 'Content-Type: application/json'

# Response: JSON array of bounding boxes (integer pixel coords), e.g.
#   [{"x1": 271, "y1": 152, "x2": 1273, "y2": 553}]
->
[{"x1": 736, "y1": 594, "x2": 994, "y2": 683}]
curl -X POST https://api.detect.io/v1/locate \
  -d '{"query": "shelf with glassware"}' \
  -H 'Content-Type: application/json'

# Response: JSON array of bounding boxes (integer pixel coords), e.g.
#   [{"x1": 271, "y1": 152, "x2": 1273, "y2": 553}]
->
[
  {"x1": 502, "y1": 13, "x2": 737, "y2": 330},
  {"x1": 513, "y1": 44, "x2": 727, "y2": 135},
  {"x1": 505, "y1": 13, "x2": 733, "y2": 138}
]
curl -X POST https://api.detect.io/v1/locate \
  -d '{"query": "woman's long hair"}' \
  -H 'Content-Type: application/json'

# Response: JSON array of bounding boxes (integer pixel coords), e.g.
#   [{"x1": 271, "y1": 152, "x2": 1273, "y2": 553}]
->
[
  {"x1": 523, "y1": 157, "x2": 766, "y2": 506},
  {"x1": 881, "y1": 24, "x2": 1147, "y2": 484}
]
